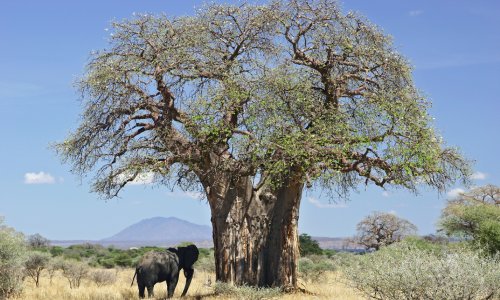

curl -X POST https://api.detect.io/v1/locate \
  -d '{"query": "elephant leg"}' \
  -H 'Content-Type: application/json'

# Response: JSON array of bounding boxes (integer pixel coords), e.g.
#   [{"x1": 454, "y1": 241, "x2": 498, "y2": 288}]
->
[
  {"x1": 147, "y1": 285, "x2": 154, "y2": 298},
  {"x1": 167, "y1": 274, "x2": 179, "y2": 298},
  {"x1": 138, "y1": 283, "x2": 146, "y2": 299}
]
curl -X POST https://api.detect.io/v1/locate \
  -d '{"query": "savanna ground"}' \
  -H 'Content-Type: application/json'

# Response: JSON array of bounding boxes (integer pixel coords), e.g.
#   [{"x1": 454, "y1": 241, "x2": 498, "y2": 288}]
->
[{"x1": 18, "y1": 269, "x2": 363, "y2": 300}]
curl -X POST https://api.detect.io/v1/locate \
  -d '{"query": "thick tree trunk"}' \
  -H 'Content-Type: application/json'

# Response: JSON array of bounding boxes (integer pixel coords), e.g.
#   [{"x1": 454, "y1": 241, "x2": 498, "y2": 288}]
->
[{"x1": 203, "y1": 174, "x2": 303, "y2": 289}]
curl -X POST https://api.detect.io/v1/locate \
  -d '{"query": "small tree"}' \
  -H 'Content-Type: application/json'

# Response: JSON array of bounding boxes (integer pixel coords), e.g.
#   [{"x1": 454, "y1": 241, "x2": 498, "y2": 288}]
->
[
  {"x1": 24, "y1": 251, "x2": 51, "y2": 287},
  {"x1": 0, "y1": 217, "x2": 27, "y2": 298},
  {"x1": 299, "y1": 233, "x2": 323, "y2": 256},
  {"x1": 439, "y1": 184, "x2": 500, "y2": 255},
  {"x1": 353, "y1": 212, "x2": 417, "y2": 251},
  {"x1": 61, "y1": 261, "x2": 88, "y2": 289},
  {"x1": 27, "y1": 233, "x2": 50, "y2": 249}
]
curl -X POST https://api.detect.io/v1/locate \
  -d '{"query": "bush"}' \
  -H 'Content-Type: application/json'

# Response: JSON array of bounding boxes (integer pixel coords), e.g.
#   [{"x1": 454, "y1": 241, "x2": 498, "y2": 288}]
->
[
  {"x1": 298, "y1": 255, "x2": 336, "y2": 283},
  {"x1": 214, "y1": 282, "x2": 282, "y2": 300},
  {"x1": 195, "y1": 252, "x2": 215, "y2": 273},
  {"x1": 0, "y1": 217, "x2": 27, "y2": 298},
  {"x1": 61, "y1": 260, "x2": 88, "y2": 289},
  {"x1": 343, "y1": 241, "x2": 500, "y2": 300},
  {"x1": 90, "y1": 269, "x2": 117, "y2": 287}
]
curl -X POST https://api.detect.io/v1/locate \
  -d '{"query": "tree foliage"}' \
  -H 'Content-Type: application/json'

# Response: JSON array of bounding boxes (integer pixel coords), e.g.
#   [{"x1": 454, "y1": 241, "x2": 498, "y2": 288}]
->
[
  {"x1": 0, "y1": 217, "x2": 27, "y2": 298},
  {"x1": 352, "y1": 211, "x2": 417, "y2": 250},
  {"x1": 299, "y1": 233, "x2": 323, "y2": 256},
  {"x1": 55, "y1": 0, "x2": 470, "y2": 199},
  {"x1": 439, "y1": 184, "x2": 500, "y2": 255}
]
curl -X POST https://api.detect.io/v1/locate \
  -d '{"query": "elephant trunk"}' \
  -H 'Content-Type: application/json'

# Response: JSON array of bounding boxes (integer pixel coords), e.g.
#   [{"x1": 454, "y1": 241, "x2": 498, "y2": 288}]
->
[{"x1": 180, "y1": 268, "x2": 194, "y2": 297}]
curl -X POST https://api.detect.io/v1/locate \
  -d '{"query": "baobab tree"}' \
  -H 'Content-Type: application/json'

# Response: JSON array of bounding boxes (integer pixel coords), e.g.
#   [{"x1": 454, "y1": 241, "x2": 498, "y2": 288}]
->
[
  {"x1": 352, "y1": 212, "x2": 418, "y2": 251},
  {"x1": 55, "y1": 0, "x2": 471, "y2": 289}
]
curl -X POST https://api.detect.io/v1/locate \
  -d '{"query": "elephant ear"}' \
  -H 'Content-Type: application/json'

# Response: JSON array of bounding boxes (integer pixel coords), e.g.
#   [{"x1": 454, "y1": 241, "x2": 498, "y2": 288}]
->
[{"x1": 177, "y1": 244, "x2": 199, "y2": 269}]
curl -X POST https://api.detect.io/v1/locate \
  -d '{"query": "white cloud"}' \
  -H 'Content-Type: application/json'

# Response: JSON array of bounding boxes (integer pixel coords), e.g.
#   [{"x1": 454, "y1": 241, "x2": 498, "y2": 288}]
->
[
  {"x1": 470, "y1": 171, "x2": 487, "y2": 180},
  {"x1": 24, "y1": 172, "x2": 56, "y2": 184},
  {"x1": 307, "y1": 197, "x2": 347, "y2": 209},
  {"x1": 382, "y1": 191, "x2": 390, "y2": 197},
  {"x1": 447, "y1": 188, "x2": 465, "y2": 199},
  {"x1": 409, "y1": 10, "x2": 423, "y2": 17}
]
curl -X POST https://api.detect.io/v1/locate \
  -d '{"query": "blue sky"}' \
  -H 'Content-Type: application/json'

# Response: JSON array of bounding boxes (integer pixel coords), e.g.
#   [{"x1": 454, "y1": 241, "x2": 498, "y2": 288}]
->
[{"x1": 1, "y1": 0, "x2": 499, "y2": 240}]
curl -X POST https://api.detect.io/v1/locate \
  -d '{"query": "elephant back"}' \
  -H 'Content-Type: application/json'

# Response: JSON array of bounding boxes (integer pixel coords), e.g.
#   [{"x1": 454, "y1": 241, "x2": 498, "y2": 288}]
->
[{"x1": 137, "y1": 250, "x2": 179, "y2": 277}]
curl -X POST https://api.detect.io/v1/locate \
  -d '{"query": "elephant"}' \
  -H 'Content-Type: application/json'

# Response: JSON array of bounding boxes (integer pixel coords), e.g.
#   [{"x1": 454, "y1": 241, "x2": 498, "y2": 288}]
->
[{"x1": 130, "y1": 244, "x2": 199, "y2": 298}]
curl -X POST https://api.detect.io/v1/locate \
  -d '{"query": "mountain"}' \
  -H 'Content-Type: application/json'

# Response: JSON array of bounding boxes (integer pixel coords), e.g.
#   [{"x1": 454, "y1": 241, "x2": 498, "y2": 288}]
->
[{"x1": 100, "y1": 217, "x2": 212, "y2": 245}]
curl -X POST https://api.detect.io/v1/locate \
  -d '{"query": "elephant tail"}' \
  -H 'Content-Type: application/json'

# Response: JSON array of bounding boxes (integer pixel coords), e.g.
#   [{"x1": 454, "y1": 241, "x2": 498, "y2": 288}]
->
[{"x1": 130, "y1": 268, "x2": 138, "y2": 287}]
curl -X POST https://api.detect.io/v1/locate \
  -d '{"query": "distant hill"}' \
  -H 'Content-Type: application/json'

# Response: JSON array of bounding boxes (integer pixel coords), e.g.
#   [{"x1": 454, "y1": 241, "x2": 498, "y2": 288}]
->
[
  {"x1": 98, "y1": 217, "x2": 212, "y2": 248},
  {"x1": 52, "y1": 216, "x2": 355, "y2": 250}
]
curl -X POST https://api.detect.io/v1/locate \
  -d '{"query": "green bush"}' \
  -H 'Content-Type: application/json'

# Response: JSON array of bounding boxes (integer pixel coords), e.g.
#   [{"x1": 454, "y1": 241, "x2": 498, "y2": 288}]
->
[
  {"x1": 343, "y1": 241, "x2": 500, "y2": 300},
  {"x1": 0, "y1": 217, "x2": 27, "y2": 298},
  {"x1": 298, "y1": 255, "x2": 336, "y2": 283}
]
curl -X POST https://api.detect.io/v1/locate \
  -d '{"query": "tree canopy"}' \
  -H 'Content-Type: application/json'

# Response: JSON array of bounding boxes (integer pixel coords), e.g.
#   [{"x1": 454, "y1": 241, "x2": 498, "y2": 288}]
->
[
  {"x1": 299, "y1": 233, "x2": 323, "y2": 256},
  {"x1": 56, "y1": 0, "x2": 470, "y2": 199},
  {"x1": 439, "y1": 185, "x2": 500, "y2": 255}
]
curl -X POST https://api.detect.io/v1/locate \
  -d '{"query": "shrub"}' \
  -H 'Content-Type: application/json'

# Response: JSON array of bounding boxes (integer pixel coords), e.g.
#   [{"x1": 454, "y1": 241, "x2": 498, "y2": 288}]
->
[
  {"x1": 61, "y1": 260, "x2": 88, "y2": 289},
  {"x1": 343, "y1": 241, "x2": 500, "y2": 300},
  {"x1": 0, "y1": 217, "x2": 27, "y2": 298},
  {"x1": 214, "y1": 282, "x2": 282, "y2": 300},
  {"x1": 90, "y1": 269, "x2": 117, "y2": 287},
  {"x1": 24, "y1": 251, "x2": 51, "y2": 287},
  {"x1": 195, "y1": 254, "x2": 215, "y2": 273},
  {"x1": 298, "y1": 255, "x2": 336, "y2": 283}
]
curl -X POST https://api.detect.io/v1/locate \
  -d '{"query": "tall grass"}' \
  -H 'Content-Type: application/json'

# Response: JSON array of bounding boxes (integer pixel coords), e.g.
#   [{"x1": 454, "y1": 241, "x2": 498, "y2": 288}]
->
[{"x1": 17, "y1": 268, "x2": 363, "y2": 300}]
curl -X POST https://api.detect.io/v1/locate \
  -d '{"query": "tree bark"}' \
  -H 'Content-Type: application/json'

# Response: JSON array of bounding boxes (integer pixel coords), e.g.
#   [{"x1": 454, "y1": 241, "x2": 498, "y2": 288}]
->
[{"x1": 203, "y1": 174, "x2": 303, "y2": 288}]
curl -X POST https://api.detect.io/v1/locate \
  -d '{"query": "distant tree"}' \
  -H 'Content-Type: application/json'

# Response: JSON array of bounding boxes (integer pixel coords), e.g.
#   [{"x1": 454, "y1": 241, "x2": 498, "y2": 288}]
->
[
  {"x1": 24, "y1": 251, "x2": 51, "y2": 287},
  {"x1": 55, "y1": 0, "x2": 470, "y2": 288},
  {"x1": 353, "y1": 212, "x2": 417, "y2": 251},
  {"x1": 27, "y1": 233, "x2": 50, "y2": 249},
  {"x1": 299, "y1": 234, "x2": 323, "y2": 256},
  {"x1": 0, "y1": 217, "x2": 27, "y2": 298},
  {"x1": 439, "y1": 184, "x2": 500, "y2": 255}
]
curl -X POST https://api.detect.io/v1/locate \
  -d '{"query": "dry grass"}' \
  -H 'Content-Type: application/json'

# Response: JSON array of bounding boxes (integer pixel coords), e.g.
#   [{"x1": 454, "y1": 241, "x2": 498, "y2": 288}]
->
[{"x1": 16, "y1": 268, "x2": 364, "y2": 300}]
